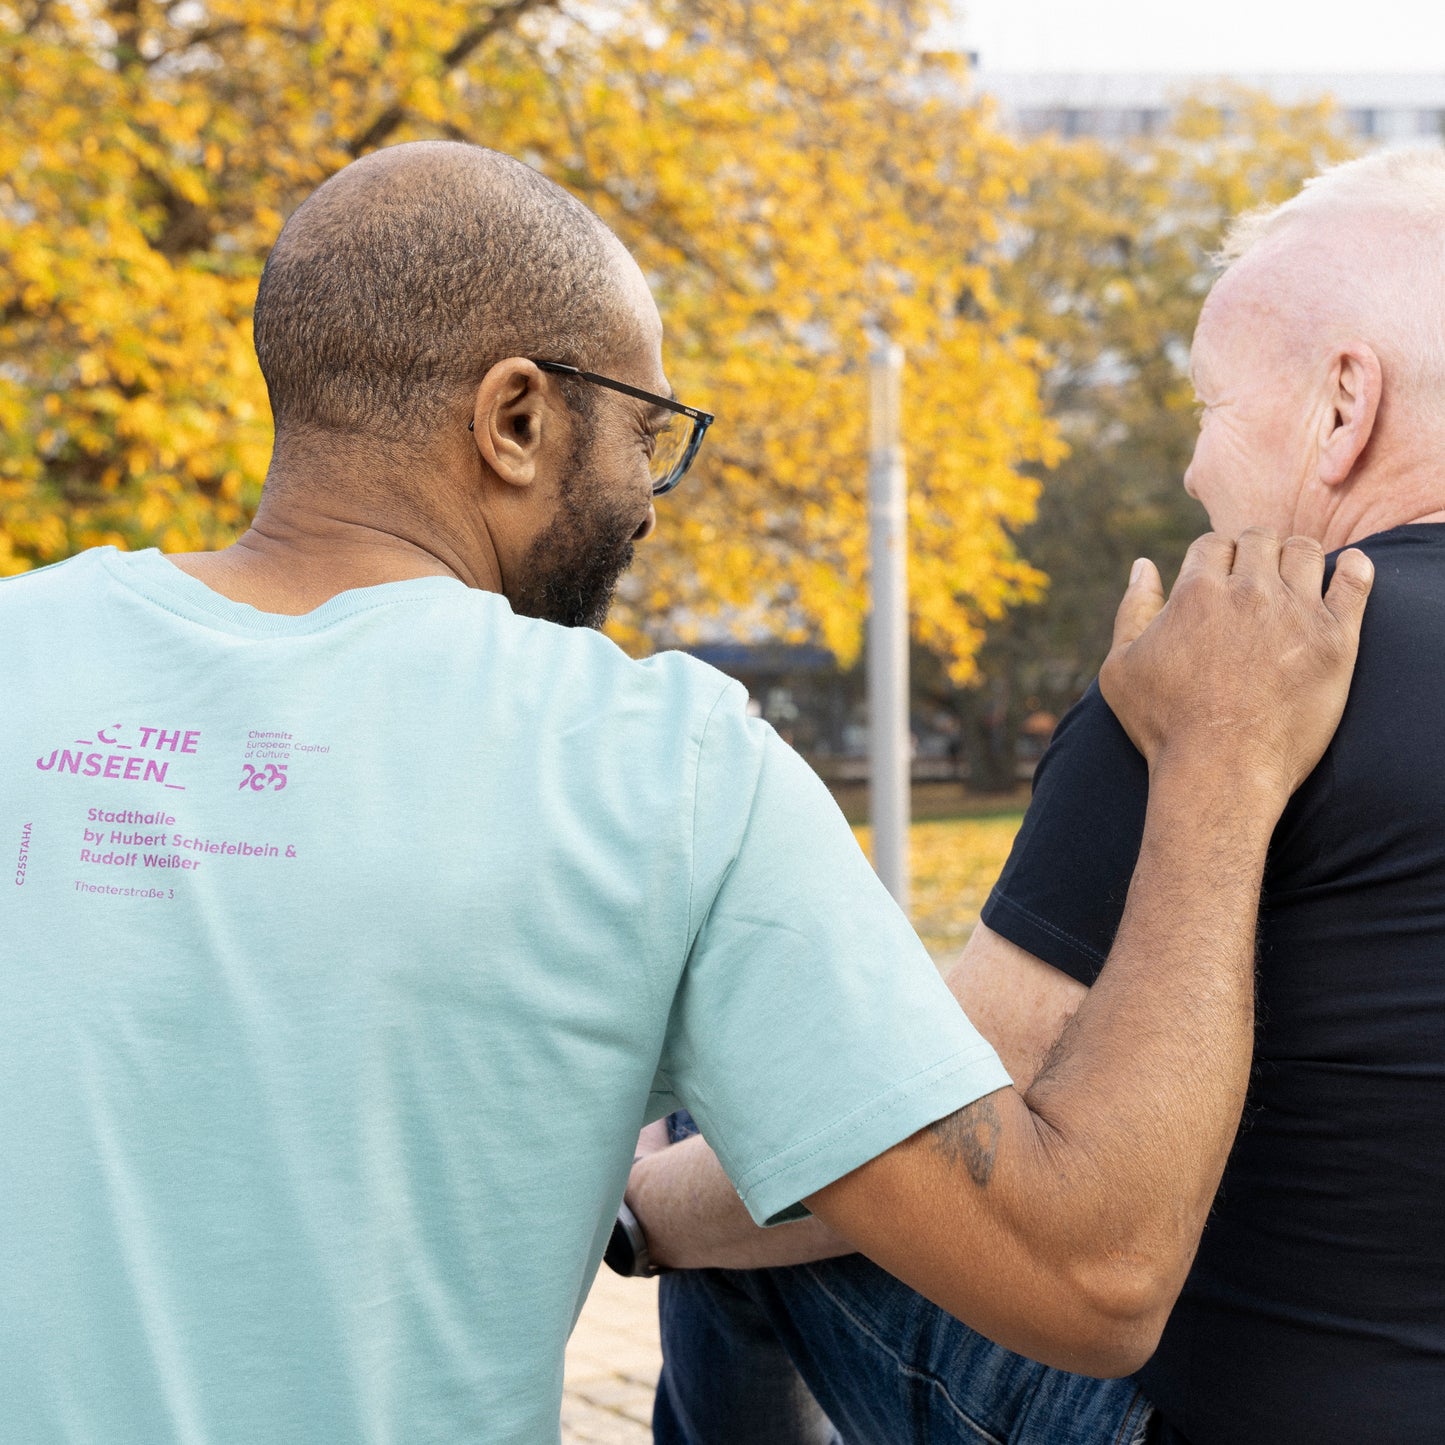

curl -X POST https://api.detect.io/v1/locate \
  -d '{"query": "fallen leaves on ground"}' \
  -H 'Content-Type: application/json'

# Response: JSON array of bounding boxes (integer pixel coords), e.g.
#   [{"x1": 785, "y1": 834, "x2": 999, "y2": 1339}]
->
[{"x1": 853, "y1": 814, "x2": 1023, "y2": 965}]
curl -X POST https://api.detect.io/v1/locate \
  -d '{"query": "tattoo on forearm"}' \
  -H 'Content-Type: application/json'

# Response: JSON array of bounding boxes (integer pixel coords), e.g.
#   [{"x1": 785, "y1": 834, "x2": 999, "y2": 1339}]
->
[{"x1": 928, "y1": 1095, "x2": 1002, "y2": 1187}]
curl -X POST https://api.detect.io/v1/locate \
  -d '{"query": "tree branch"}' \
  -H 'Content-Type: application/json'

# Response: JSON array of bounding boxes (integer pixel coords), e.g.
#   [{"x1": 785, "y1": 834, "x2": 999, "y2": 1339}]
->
[
  {"x1": 148, "y1": 21, "x2": 248, "y2": 58},
  {"x1": 19, "y1": 0, "x2": 57, "y2": 35},
  {"x1": 135, "y1": 163, "x2": 214, "y2": 257},
  {"x1": 344, "y1": 0, "x2": 560, "y2": 158}
]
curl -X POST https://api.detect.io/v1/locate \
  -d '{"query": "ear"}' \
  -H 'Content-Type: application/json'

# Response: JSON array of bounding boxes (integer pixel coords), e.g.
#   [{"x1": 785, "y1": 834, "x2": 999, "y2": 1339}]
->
[
  {"x1": 1318, "y1": 343, "x2": 1382, "y2": 488},
  {"x1": 469, "y1": 359, "x2": 557, "y2": 489}
]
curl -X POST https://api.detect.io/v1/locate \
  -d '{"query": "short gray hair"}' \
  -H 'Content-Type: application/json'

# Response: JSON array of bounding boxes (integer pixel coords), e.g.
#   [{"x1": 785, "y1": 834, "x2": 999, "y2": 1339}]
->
[
  {"x1": 1218, "y1": 147, "x2": 1445, "y2": 263},
  {"x1": 253, "y1": 142, "x2": 628, "y2": 447}
]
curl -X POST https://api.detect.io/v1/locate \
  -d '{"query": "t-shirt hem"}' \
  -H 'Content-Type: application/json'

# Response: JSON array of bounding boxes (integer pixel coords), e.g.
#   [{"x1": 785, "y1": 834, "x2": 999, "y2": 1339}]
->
[
  {"x1": 981, "y1": 887, "x2": 1106, "y2": 987},
  {"x1": 735, "y1": 1042, "x2": 1014, "y2": 1226}
]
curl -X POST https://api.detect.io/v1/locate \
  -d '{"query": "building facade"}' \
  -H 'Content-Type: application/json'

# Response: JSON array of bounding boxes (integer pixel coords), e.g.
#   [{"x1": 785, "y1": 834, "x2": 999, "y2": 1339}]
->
[{"x1": 961, "y1": 70, "x2": 1445, "y2": 144}]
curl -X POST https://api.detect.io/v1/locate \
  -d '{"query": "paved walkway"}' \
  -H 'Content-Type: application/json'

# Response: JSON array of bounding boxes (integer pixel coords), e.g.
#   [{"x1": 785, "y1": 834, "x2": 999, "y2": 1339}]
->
[{"x1": 562, "y1": 1269, "x2": 661, "y2": 1443}]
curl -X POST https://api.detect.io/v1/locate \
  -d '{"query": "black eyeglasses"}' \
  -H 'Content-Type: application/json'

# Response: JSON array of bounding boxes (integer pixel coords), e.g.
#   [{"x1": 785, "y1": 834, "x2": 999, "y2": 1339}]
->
[{"x1": 535, "y1": 361, "x2": 714, "y2": 496}]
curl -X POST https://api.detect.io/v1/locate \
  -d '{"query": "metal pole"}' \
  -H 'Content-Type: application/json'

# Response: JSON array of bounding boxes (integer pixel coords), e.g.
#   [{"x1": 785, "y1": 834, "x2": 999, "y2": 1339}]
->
[{"x1": 867, "y1": 338, "x2": 910, "y2": 910}]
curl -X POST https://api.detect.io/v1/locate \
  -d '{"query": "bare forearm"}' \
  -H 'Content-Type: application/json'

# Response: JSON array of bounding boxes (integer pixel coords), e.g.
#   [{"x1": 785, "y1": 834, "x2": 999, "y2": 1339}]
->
[
  {"x1": 627, "y1": 1134, "x2": 853, "y2": 1270},
  {"x1": 1011, "y1": 757, "x2": 1275, "y2": 1310},
  {"x1": 625, "y1": 769, "x2": 1272, "y2": 1364},
  {"x1": 807, "y1": 757, "x2": 1278, "y2": 1374},
  {"x1": 634, "y1": 765, "x2": 1271, "y2": 1290}
]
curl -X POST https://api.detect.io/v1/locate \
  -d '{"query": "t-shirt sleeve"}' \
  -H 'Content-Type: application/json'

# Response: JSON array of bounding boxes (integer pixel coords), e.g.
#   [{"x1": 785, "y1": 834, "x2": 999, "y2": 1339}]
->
[
  {"x1": 655, "y1": 687, "x2": 1012, "y2": 1227},
  {"x1": 980, "y1": 680, "x2": 1148, "y2": 986}
]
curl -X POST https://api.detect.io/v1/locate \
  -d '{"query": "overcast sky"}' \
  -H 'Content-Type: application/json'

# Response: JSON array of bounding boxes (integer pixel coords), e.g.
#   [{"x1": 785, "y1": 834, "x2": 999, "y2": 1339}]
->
[{"x1": 939, "y1": 0, "x2": 1445, "y2": 73}]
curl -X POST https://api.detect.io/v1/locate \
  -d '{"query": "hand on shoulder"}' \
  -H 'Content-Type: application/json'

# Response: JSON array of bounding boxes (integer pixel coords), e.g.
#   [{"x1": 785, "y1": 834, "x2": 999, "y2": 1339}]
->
[{"x1": 1099, "y1": 529, "x2": 1374, "y2": 809}]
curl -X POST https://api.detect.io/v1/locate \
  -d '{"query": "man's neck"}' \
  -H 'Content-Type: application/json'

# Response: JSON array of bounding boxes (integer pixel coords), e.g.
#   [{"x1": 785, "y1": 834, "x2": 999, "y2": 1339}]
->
[
  {"x1": 1328, "y1": 503, "x2": 1445, "y2": 551},
  {"x1": 168, "y1": 492, "x2": 501, "y2": 616},
  {"x1": 1311, "y1": 446, "x2": 1445, "y2": 550}
]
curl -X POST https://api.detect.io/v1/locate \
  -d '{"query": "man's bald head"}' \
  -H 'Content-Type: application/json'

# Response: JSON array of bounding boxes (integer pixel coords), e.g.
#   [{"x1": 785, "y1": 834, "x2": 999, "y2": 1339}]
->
[
  {"x1": 252, "y1": 143, "x2": 644, "y2": 448},
  {"x1": 1184, "y1": 148, "x2": 1445, "y2": 547},
  {"x1": 1214, "y1": 148, "x2": 1445, "y2": 435}
]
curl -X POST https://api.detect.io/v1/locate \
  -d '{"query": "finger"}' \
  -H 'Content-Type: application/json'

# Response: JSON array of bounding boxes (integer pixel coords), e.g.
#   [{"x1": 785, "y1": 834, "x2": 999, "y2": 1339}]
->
[
  {"x1": 1231, "y1": 526, "x2": 1284, "y2": 581},
  {"x1": 1277, "y1": 534, "x2": 1326, "y2": 597},
  {"x1": 1322, "y1": 548, "x2": 1375, "y2": 635},
  {"x1": 1110, "y1": 557, "x2": 1166, "y2": 652},
  {"x1": 1175, "y1": 531, "x2": 1235, "y2": 585}
]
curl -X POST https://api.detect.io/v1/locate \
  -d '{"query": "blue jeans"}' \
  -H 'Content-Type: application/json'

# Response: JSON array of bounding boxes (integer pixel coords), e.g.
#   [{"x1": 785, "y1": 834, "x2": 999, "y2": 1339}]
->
[
  {"x1": 654, "y1": 1115, "x2": 1155, "y2": 1445},
  {"x1": 654, "y1": 1257, "x2": 1155, "y2": 1445}
]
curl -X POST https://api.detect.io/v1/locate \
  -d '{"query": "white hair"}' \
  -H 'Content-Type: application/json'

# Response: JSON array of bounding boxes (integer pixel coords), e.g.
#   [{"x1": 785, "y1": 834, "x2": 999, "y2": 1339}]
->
[{"x1": 1216, "y1": 148, "x2": 1445, "y2": 425}]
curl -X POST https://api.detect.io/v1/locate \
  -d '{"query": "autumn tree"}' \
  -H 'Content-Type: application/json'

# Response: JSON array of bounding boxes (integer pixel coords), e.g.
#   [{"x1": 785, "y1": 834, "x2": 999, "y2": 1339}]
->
[
  {"x1": 1, "y1": 0, "x2": 1057, "y2": 680},
  {"x1": 929, "y1": 90, "x2": 1359, "y2": 789}
]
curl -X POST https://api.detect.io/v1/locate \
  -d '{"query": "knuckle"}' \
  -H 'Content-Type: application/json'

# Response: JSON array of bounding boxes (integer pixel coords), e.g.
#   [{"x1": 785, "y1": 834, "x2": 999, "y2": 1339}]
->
[
  {"x1": 1229, "y1": 575, "x2": 1271, "y2": 611},
  {"x1": 1172, "y1": 570, "x2": 1208, "y2": 602}
]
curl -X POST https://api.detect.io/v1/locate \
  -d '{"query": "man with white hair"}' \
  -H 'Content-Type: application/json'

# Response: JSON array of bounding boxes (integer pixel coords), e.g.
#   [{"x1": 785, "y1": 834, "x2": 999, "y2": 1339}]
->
[{"x1": 631, "y1": 147, "x2": 1445, "y2": 1445}]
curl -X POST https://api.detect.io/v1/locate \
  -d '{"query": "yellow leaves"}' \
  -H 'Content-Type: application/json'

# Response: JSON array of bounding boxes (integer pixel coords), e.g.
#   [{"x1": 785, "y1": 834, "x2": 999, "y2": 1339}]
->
[
  {"x1": 853, "y1": 813, "x2": 1023, "y2": 960},
  {"x1": 905, "y1": 814, "x2": 1025, "y2": 960},
  {"x1": 0, "y1": 0, "x2": 278, "y2": 553},
  {"x1": 581, "y1": 7, "x2": 1053, "y2": 672},
  {"x1": 3, "y1": 0, "x2": 1051, "y2": 687}
]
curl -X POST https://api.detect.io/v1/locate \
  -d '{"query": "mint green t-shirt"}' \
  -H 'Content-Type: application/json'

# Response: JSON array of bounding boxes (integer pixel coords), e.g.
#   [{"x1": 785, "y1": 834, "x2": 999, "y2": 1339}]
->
[{"x1": 0, "y1": 548, "x2": 1010, "y2": 1443}]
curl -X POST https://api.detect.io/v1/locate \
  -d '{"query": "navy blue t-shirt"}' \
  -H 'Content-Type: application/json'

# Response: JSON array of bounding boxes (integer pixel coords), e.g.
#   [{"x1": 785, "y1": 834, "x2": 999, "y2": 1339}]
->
[{"x1": 981, "y1": 525, "x2": 1445, "y2": 1445}]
